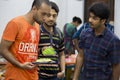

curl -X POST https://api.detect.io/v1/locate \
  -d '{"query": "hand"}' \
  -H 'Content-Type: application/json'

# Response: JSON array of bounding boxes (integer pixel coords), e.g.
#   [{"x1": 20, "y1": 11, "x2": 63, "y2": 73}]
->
[
  {"x1": 72, "y1": 78, "x2": 78, "y2": 80},
  {"x1": 57, "y1": 71, "x2": 65, "y2": 79},
  {"x1": 72, "y1": 76, "x2": 78, "y2": 80},
  {"x1": 19, "y1": 62, "x2": 37, "y2": 70}
]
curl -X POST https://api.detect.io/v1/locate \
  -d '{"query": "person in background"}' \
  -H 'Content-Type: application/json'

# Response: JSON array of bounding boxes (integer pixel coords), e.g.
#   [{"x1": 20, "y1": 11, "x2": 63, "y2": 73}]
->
[
  {"x1": 0, "y1": 0, "x2": 50, "y2": 80},
  {"x1": 73, "y1": 2, "x2": 120, "y2": 80},
  {"x1": 38, "y1": 1, "x2": 65, "y2": 80},
  {"x1": 63, "y1": 16, "x2": 82, "y2": 55}
]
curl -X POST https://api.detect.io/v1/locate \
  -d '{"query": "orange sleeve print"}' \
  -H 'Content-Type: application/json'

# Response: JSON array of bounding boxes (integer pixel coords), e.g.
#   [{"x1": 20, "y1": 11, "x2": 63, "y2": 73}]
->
[{"x1": 2, "y1": 20, "x2": 19, "y2": 41}]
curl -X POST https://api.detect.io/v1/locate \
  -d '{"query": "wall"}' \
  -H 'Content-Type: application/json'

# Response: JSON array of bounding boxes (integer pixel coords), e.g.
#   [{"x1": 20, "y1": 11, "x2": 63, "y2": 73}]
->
[
  {"x1": 50, "y1": 0, "x2": 84, "y2": 30},
  {"x1": 114, "y1": 0, "x2": 120, "y2": 38},
  {"x1": 0, "y1": 0, "x2": 33, "y2": 40},
  {"x1": 0, "y1": 0, "x2": 84, "y2": 40},
  {"x1": 0, "y1": 0, "x2": 120, "y2": 39}
]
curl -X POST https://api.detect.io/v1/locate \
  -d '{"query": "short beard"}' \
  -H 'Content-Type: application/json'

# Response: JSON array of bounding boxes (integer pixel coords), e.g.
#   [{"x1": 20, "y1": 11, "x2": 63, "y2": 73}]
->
[
  {"x1": 33, "y1": 17, "x2": 42, "y2": 25},
  {"x1": 44, "y1": 22, "x2": 56, "y2": 27}
]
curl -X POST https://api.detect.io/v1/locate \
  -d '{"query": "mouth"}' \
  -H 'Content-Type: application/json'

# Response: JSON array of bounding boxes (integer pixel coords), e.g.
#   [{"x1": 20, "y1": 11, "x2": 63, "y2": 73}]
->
[{"x1": 48, "y1": 21, "x2": 54, "y2": 24}]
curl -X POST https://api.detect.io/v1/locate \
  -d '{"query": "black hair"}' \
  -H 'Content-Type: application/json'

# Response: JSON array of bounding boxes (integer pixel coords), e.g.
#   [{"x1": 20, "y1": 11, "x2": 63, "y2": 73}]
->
[
  {"x1": 50, "y1": 1, "x2": 59, "y2": 14},
  {"x1": 32, "y1": 0, "x2": 50, "y2": 9},
  {"x1": 89, "y1": 2, "x2": 110, "y2": 20},
  {"x1": 72, "y1": 16, "x2": 82, "y2": 24}
]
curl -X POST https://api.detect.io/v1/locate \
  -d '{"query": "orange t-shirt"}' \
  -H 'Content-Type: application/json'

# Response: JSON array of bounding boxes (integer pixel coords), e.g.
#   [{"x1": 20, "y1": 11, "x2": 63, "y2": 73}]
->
[{"x1": 2, "y1": 16, "x2": 40, "y2": 80}]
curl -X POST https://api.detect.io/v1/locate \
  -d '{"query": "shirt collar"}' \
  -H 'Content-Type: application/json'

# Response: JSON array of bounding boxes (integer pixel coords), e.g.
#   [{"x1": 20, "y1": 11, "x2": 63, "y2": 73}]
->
[
  {"x1": 91, "y1": 27, "x2": 107, "y2": 37},
  {"x1": 40, "y1": 24, "x2": 57, "y2": 34}
]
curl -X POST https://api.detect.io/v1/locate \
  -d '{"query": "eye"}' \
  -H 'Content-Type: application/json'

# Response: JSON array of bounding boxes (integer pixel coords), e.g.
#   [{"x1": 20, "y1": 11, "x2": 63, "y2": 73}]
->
[
  {"x1": 47, "y1": 14, "x2": 51, "y2": 17},
  {"x1": 93, "y1": 16, "x2": 100, "y2": 20},
  {"x1": 41, "y1": 13, "x2": 46, "y2": 16}
]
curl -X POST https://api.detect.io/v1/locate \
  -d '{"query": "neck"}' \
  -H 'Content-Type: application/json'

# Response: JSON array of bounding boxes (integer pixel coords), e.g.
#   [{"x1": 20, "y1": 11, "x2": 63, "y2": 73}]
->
[
  {"x1": 24, "y1": 12, "x2": 35, "y2": 26},
  {"x1": 71, "y1": 22, "x2": 77, "y2": 27},
  {"x1": 43, "y1": 23, "x2": 53, "y2": 34},
  {"x1": 94, "y1": 24, "x2": 105, "y2": 36}
]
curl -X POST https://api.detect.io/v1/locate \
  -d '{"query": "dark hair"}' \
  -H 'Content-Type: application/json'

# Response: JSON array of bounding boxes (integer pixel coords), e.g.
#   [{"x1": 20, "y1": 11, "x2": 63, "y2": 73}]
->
[
  {"x1": 89, "y1": 2, "x2": 110, "y2": 20},
  {"x1": 32, "y1": 0, "x2": 50, "y2": 9},
  {"x1": 50, "y1": 1, "x2": 59, "y2": 14},
  {"x1": 72, "y1": 16, "x2": 82, "y2": 24}
]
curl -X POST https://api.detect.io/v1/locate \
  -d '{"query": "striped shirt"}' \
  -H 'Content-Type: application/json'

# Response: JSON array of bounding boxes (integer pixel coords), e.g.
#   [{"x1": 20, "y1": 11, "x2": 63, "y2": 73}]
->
[
  {"x1": 79, "y1": 27, "x2": 120, "y2": 80},
  {"x1": 38, "y1": 25, "x2": 64, "y2": 78}
]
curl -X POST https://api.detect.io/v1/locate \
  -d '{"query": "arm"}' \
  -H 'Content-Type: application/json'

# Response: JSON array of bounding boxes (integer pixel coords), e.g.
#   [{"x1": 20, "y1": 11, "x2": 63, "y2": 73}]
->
[
  {"x1": 57, "y1": 51, "x2": 65, "y2": 78},
  {"x1": 72, "y1": 25, "x2": 85, "y2": 40},
  {"x1": 72, "y1": 29, "x2": 82, "y2": 39},
  {"x1": 0, "y1": 39, "x2": 35, "y2": 69},
  {"x1": 72, "y1": 39, "x2": 79, "y2": 52},
  {"x1": 112, "y1": 64, "x2": 120, "y2": 80},
  {"x1": 72, "y1": 48, "x2": 84, "y2": 80},
  {"x1": 111, "y1": 38, "x2": 120, "y2": 80}
]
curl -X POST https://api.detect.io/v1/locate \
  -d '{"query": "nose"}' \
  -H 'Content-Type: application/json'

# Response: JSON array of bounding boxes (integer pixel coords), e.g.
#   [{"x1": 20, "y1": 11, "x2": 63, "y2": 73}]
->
[
  {"x1": 49, "y1": 16, "x2": 54, "y2": 20},
  {"x1": 43, "y1": 17, "x2": 46, "y2": 22}
]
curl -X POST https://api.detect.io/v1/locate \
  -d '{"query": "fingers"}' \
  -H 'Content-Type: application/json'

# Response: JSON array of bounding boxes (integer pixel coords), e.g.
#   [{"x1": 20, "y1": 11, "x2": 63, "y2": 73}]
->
[{"x1": 20, "y1": 62, "x2": 36, "y2": 70}]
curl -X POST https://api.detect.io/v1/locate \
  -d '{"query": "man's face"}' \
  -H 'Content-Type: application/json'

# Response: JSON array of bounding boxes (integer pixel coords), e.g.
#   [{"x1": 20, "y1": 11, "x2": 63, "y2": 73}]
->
[
  {"x1": 44, "y1": 8, "x2": 58, "y2": 27},
  {"x1": 33, "y1": 3, "x2": 51, "y2": 24},
  {"x1": 88, "y1": 12, "x2": 102, "y2": 29}
]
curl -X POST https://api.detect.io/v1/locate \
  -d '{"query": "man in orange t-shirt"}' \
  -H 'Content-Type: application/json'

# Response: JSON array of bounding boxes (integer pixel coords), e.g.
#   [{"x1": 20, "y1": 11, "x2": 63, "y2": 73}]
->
[{"x1": 0, "y1": 0, "x2": 50, "y2": 80}]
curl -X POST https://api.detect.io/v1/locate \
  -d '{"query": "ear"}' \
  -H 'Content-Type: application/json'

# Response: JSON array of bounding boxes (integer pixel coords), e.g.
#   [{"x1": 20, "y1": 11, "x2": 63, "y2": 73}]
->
[
  {"x1": 32, "y1": 6, "x2": 37, "y2": 11},
  {"x1": 101, "y1": 19, "x2": 106, "y2": 24}
]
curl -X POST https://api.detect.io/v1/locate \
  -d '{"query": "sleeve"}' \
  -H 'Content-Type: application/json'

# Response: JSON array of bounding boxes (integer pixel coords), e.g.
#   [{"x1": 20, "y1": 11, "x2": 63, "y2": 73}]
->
[
  {"x1": 78, "y1": 30, "x2": 86, "y2": 49},
  {"x1": 58, "y1": 31, "x2": 65, "y2": 52},
  {"x1": 109, "y1": 37, "x2": 120, "y2": 64},
  {"x1": 2, "y1": 20, "x2": 19, "y2": 41},
  {"x1": 72, "y1": 25, "x2": 85, "y2": 39}
]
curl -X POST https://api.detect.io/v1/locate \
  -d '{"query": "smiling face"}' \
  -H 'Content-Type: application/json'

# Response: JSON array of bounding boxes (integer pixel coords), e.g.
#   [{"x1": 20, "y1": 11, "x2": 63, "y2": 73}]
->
[
  {"x1": 43, "y1": 8, "x2": 58, "y2": 27},
  {"x1": 33, "y1": 3, "x2": 51, "y2": 24}
]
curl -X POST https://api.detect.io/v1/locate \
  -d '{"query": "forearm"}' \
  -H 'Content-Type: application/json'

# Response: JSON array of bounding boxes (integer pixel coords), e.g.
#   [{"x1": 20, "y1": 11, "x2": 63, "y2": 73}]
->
[
  {"x1": 112, "y1": 64, "x2": 120, "y2": 80},
  {"x1": 1, "y1": 49, "x2": 21, "y2": 68},
  {"x1": 73, "y1": 39, "x2": 79, "y2": 52},
  {"x1": 0, "y1": 39, "x2": 21, "y2": 68},
  {"x1": 60, "y1": 52, "x2": 65, "y2": 72},
  {"x1": 73, "y1": 50, "x2": 83, "y2": 80}
]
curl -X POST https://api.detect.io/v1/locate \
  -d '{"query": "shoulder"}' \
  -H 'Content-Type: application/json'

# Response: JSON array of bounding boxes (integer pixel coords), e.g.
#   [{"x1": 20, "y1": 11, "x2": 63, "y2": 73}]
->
[
  {"x1": 6, "y1": 16, "x2": 24, "y2": 28},
  {"x1": 105, "y1": 23, "x2": 114, "y2": 32},
  {"x1": 105, "y1": 28, "x2": 120, "y2": 43},
  {"x1": 7, "y1": 16, "x2": 26, "y2": 27},
  {"x1": 66, "y1": 23, "x2": 75, "y2": 28},
  {"x1": 55, "y1": 27, "x2": 63, "y2": 35},
  {"x1": 81, "y1": 27, "x2": 92, "y2": 34},
  {"x1": 55, "y1": 27, "x2": 64, "y2": 39},
  {"x1": 12, "y1": 16, "x2": 24, "y2": 22}
]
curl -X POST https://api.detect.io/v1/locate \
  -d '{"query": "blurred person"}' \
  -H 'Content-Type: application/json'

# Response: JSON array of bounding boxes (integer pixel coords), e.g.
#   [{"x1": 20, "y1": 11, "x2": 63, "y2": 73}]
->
[
  {"x1": 38, "y1": 1, "x2": 65, "y2": 80},
  {"x1": 73, "y1": 2, "x2": 120, "y2": 80},
  {"x1": 0, "y1": 0, "x2": 51, "y2": 80},
  {"x1": 63, "y1": 16, "x2": 82, "y2": 55}
]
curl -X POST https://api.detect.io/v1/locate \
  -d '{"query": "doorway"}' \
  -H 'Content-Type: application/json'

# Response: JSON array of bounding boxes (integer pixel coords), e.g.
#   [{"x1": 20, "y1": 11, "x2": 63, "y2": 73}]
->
[{"x1": 84, "y1": 0, "x2": 114, "y2": 23}]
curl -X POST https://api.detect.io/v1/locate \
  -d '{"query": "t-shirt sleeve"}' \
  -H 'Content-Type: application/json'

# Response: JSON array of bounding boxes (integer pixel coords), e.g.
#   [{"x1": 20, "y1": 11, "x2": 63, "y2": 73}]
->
[
  {"x1": 2, "y1": 20, "x2": 19, "y2": 41},
  {"x1": 58, "y1": 32, "x2": 65, "y2": 52}
]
